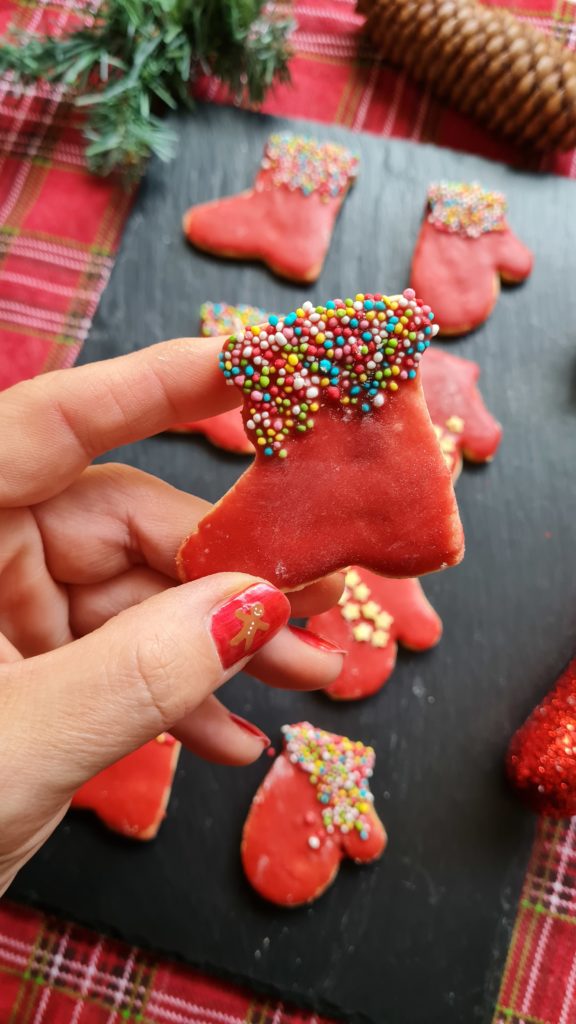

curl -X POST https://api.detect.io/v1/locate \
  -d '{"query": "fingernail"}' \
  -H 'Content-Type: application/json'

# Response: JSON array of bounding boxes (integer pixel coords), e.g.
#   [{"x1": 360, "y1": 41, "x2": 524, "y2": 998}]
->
[
  {"x1": 211, "y1": 583, "x2": 290, "y2": 669},
  {"x1": 229, "y1": 713, "x2": 270, "y2": 746},
  {"x1": 289, "y1": 625, "x2": 347, "y2": 656}
]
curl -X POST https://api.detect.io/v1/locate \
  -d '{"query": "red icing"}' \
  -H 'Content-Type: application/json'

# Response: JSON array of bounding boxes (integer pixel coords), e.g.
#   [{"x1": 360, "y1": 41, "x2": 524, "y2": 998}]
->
[
  {"x1": 172, "y1": 409, "x2": 253, "y2": 454},
  {"x1": 71, "y1": 737, "x2": 180, "y2": 841},
  {"x1": 410, "y1": 220, "x2": 533, "y2": 335},
  {"x1": 421, "y1": 347, "x2": 502, "y2": 466},
  {"x1": 308, "y1": 571, "x2": 442, "y2": 700},
  {"x1": 183, "y1": 168, "x2": 351, "y2": 283},
  {"x1": 177, "y1": 385, "x2": 464, "y2": 590},
  {"x1": 242, "y1": 746, "x2": 386, "y2": 906},
  {"x1": 507, "y1": 658, "x2": 576, "y2": 817}
]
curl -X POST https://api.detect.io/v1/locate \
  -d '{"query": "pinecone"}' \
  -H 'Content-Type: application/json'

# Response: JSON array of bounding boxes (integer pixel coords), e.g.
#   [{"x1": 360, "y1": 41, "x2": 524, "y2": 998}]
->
[{"x1": 359, "y1": 0, "x2": 576, "y2": 152}]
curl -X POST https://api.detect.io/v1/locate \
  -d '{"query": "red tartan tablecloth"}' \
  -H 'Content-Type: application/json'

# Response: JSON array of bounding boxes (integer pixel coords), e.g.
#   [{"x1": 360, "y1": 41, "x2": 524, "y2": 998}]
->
[{"x1": 1, "y1": 0, "x2": 576, "y2": 1021}]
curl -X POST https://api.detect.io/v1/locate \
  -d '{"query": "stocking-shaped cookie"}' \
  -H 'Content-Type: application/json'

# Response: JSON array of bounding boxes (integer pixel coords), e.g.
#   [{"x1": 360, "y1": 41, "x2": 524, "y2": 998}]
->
[
  {"x1": 421, "y1": 346, "x2": 502, "y2": 480},
  {"x1": 71, "y1": 735, "x2": 181, "y2": 840},
  {"x1": 411, "y1": 183, "x2": 533, "y2": 336},
  {"x1": 308, "y1": 568, "x2": 442, "y2": 701},
  {"x1": 507, "y1": 658, "x2": 576, "y2": 817},
  {"x1": 177, "y1": 290, "x2": 464, "y2": 591},
  {"x1": 183, "y1": 133, "x2": 358, "y2": 283},
  {"x1": 242, "y1": 723, "x2": 386, "y2": 906},
  {"x1": 170, "y1": 302, "x2": 268, "y2": 452}
]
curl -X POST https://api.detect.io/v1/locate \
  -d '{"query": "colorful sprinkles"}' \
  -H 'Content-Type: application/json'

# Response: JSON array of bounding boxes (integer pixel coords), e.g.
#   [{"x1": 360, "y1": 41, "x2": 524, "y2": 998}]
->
[
  {"x1": 427, "y1": 182, "x2": 507, "y2": 238},
  {"x1": 200, "y1": 301, "x2": 268, "y2": 338},
  {"x1": 282, "y1": 723, "x2": 376, "y2": 841},
  {"x1": 259, "y1": 133, "x2": 359, "y2": 200},
  {"x1": 219, "y1": 289, "x2": 437, "y2": 457}
]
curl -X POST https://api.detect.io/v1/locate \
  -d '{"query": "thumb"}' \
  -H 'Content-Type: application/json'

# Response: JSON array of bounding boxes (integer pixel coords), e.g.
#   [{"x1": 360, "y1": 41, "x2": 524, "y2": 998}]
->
[{"x1": 4, "y1": 574, "x2": 289, "y2": 802}]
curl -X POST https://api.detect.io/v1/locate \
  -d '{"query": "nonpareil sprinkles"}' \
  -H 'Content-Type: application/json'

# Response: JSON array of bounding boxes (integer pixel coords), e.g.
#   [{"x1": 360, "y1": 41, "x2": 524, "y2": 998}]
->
[
  {"x1": 427, "y1": 182, "x2": 507, "y2": 238},
  {"x1": 282, "y1": 723, "x2": 376, "y2": 841},
  {"x1": 260, "y1": 133, "x2": 359, "y2": 200},
  {"x1": 219, "y1": 289, "x2": 437, "y2": 458},
  {"x1": 200, "y1": 301, "x2": 269, "y2": 338}
]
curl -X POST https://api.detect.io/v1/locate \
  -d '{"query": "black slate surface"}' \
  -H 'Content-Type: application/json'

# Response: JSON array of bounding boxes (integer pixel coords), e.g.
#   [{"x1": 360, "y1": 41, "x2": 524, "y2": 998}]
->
[{"x1": 9, "y1": 106, "x2": 576, "y2": 1024}]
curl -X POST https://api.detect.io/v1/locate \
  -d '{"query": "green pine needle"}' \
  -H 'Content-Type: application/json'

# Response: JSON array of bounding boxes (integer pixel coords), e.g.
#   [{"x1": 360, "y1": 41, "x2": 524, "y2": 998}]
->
[{"x1": 0, "y1": 0, "x2": 293, "y2": 176}]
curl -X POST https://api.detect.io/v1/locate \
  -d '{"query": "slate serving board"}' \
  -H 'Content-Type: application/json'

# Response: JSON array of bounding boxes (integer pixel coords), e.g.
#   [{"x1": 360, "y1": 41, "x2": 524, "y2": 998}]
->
[{"x1": 10, "y1": 105, "x2": 576, "y2": 1024}]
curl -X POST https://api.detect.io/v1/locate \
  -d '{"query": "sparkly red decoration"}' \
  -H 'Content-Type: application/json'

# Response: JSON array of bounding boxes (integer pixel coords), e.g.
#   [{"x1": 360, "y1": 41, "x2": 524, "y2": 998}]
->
[{"x1": 507, "y1": 657, "x2": 576, "y2": 817}]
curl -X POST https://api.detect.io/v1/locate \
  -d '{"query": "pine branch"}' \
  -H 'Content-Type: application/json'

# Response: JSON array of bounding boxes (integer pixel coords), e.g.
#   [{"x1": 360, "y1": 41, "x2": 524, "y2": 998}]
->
[{"x1": 0, "y1": 0, "x2": 293, "y2": 176}]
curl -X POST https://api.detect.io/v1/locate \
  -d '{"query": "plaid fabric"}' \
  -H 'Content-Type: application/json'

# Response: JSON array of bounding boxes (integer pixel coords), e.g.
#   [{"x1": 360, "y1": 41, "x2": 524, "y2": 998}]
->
[
  {"x1": 2, "y1": 0, "x2": 576, "y2": 1021},
  {"x1": 0, "y1": 0, "x2": 133, "y2": 392},
  {"x1": 195, "y1": 0, "x2": 576, "y2": 180},
  {"x1": 494, "y1": 818, "x2": 576, "y2": 1024},
  {"x1": 0, "y1": 900, "x2": 332, "y2": 1024}
]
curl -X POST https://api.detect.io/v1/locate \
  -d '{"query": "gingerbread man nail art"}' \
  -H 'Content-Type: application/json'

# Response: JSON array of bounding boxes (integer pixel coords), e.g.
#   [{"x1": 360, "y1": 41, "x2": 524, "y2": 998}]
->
[{"x1": 231, "y1": 602, "x2": 270, "y2": 651}]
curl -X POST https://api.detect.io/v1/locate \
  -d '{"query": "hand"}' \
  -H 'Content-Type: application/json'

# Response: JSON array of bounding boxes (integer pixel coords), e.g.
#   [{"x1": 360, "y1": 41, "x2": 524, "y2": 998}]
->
[{"x1": 0, "y1": 337, "x2": 345, "y2": 895}]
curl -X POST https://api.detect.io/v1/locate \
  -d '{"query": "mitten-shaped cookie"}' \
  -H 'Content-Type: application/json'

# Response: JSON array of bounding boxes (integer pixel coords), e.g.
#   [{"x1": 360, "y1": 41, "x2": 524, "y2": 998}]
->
[
  {"x1": 507, "y1": 658, "x2": 576, "y2": 817},
  {"x1": 242, "y1": 723, "x2": 386, "y2": 906},
  {"x1": 183, "y1": 133, "x2": 358, "y2": 283},
  {"x1": 421, "y1": 346, "x2": 502, "y2": 480},
  {"x1": 177, "y1": 290, "x2": 464, "y2": 591},
  {"x1": 411, "y1": 183, "x2": 533, "y2": 336},
  {"x1": 308, "y1": 568, "x2": 442, "y2": 701},
  {"x1": 71, "y1": 735, "x2": 181, "y2": 840},
  {"x1": 170, "y1": 302, "x2": 268, "y2": 452}
]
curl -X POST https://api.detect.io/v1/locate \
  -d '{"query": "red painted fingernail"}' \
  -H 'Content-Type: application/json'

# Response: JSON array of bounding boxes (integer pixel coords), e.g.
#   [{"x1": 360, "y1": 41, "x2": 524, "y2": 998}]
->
[
  {"x1": 229, "y1": 713, "x2": 270, "y2": 746},
  {"x1": 211, "y1": 583, "x2": 290, "y2": 669},
  {"x1": 289, "y1": 625, "x2": 347, "y2": 656}
]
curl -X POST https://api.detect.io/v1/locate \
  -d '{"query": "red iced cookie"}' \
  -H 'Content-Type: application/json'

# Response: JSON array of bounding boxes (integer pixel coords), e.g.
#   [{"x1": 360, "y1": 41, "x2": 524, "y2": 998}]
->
[
  {"x1": 177, "y1": 290, "x2": 464, "y2": 591},
  {"x1": 242, "y1": 723, "x2": 386, "y2": 906},
  {"x1": 170, "y1": 302, "x2": 268, "y2": 452},
  {"x1": 71, "y1": 735, "x2": 181, "y2": 841},
  {"x1": 507, "y1": 658, "x2": 576, "y2": 817},
  {"x1": 421, "y1": 346, "x2": 502, "y2": 480},
  {"x1": 411, "y1": 183, "x2": 533, "y2": 336},
  {"x1": 308, "y1": 568, "x2": 442, "y2": 701},
  {"x1": 172, "y1": 408, "x2": 252, "y2": 454},
  {"x1": 304, "y1": 349, "x2": 499, "y2": 701},
  {"x1": 183, "y1": 134, "x2": 358, "y2": 283}
]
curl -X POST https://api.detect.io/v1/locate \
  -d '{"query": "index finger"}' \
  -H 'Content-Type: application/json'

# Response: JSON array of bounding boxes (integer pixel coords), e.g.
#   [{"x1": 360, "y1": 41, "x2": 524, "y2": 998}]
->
[{"x1": 0, "y1": 336, "x2": 239, "y2": 506}]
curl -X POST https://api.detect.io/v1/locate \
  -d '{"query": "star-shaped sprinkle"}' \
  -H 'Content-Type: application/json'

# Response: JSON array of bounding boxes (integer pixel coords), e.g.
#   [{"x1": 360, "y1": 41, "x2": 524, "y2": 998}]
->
[
  {"x1": 342, "y1": 603, "x2": 361, "y2": 621},
  {"x1": 353, "y1": 622, "x2": 374, "y2": 642},
  {"x1": 361, "y1": 600, "x2": 381, "y2": 621},
  {"x1": 446, "y1": 415, "x2": 465, "y2": 434},
  {"x1": 371, "y1": 629, "x2": 390, "y2": 648}
]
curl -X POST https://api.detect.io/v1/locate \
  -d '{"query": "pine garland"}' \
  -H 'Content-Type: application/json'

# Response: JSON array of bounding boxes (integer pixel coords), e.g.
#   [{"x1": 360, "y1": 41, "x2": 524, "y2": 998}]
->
[{"x1": 0, "y1": 0, "x2": 293, "y2": 176}]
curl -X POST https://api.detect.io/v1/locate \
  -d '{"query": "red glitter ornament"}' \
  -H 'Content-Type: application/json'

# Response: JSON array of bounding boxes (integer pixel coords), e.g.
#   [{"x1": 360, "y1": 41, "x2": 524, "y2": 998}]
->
[{"x1": 507, "y1": 657, "x2": 576, "y2": 817}]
